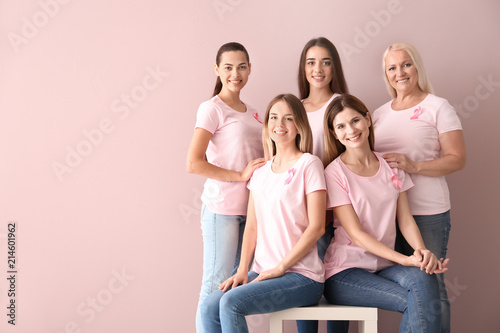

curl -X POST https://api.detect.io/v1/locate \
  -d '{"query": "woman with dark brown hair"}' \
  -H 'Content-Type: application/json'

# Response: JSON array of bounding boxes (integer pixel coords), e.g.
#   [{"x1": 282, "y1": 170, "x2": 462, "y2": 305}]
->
[{"x1": 186, "y1": 42, "x2": 265, "y2": 332}]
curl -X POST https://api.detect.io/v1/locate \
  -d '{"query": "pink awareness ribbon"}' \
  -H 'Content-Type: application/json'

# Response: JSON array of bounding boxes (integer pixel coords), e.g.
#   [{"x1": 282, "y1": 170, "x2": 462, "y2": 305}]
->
[
  {"x1": 410, "y1": 106, "x2": 422, "y2": 120},
  {"x1": 285, "y1": 168, "x2": 295, "y2": 185},
  {"x1": 253, "y1": 113, "x2": 263, "y2": 124},
  {"x1": 392, "y1": 172, "x2": 402, "y2": 190}
]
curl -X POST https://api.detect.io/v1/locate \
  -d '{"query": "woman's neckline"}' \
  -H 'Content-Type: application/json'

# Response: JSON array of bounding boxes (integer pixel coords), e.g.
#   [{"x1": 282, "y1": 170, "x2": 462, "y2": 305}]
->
[
  {"x1": 215, "y1": 94, "x2": 247, "y2": 113},
  {"x1": 303, "y1": 93, "x2": 336, "y2": 113},
  {"x1": 338, "y1": 152, "x2": 381, "y2": 179},
  {"x1": 390, "y1": 93, "x2": 429, "y2": 111},
  {"x1": 271, "y1": 153, "x2": 305, "y2": 174}
]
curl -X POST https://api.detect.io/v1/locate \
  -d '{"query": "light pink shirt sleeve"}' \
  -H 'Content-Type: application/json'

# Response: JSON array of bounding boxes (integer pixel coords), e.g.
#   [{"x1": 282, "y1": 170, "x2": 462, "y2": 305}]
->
[
  {"x1": 436, "y1": 100, "x2": 462, "y2": 134},
  {"x1": 304, "y1": 157, "x2": 328, "y2": 194},
  {"x1": 194, "y1": 96, "x2": 264, "y2": 215},
  {"x1": 247, "y1": 154, "x2": 326, "y2": 283},
  {"x1": 372, "y1": 94, "x2": 461, "y2": 214},
  {"x1": 323, "y1": 154, "x2": 414, "y2": 278},
  {"x1": 325, "y1": 167, "x2": 351, "y2": 209}
]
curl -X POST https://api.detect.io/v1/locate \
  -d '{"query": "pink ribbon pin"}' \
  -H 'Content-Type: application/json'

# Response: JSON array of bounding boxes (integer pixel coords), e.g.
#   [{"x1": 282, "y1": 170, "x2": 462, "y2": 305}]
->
[
  {"x1": 410, "y1": 106, "x2": 422, "y2": 120},
  {"x1": 253, "y1": 113, "x2": 263, "y2": 124},
  {"x1": 391, "y1": 172, "x2": 402, "y2": 190},
  {"x1": 285, "y1": 168, "x2": 295, "y2": 185}
]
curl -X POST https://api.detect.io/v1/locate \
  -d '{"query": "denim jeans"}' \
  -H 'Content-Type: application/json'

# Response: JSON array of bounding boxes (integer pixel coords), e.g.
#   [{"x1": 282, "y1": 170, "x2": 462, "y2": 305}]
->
[
  {"x1": 201, "y1": 271, "x2": 324, "y2": 333},
  {"x1": 196, "y1": 204, "x2": 246, "y2": 333},
  {"x1": 317, "y1": 222, "x2": 335, "y2": 262},
  {"x1": 297, "y1": 223, "x2": 348, "y2": 333},
  {"x1": 296, "y1": 314, "x2": 349, "y2": 333},
  {"x1": 324, "y1": 265, "x2": 441, "y2": 333},
  {"x1": 396, "y1": 210, "x2": 451, "y2": 333}
]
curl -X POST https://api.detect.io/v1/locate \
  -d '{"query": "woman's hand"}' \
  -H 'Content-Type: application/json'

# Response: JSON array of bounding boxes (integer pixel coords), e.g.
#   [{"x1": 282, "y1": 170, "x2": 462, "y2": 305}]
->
[
  {"x1": 253, "y1": 265, "x2": 286, "y2": 282},
  {"x1": 219, "y1": 270, "x2": 248, "y2": 292},
  {"x1": 383, "y1": 130, "x2": 466, "y2": 177},
  {"x1": 404, "y1": 249, "x2": 449, "y2": 274},
  {"x1": 433, "y1": 258, "x2": 450, "y2": 274},
  {"x1": 239, "y1": 158, "x2": 266, "y2": 181},
  {"x1": 382, "y1": 153, "x2": 418, "y2": 174},
  {"x1": 187, "y1": 128, "x2": 266, "y2": 182}
]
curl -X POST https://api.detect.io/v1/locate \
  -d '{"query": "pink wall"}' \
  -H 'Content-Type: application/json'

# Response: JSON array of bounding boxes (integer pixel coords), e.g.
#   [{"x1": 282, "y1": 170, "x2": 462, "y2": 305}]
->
[{"x1": 1, "y1": 0, "x2": 499, "y2": 332}]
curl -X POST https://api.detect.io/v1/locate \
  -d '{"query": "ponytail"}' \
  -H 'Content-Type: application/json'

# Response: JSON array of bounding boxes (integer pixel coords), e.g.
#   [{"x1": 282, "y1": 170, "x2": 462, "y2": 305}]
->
[{"x1": 212, "y1": 42, "x2": 250, "y2": 97}]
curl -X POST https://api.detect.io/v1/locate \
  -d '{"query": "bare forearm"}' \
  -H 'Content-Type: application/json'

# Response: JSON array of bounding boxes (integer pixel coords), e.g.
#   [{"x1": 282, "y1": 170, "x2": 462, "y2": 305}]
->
[
  {"x1": 413, "y1": 154, "x2": 465, "y2": 177},
  {"x1": 187, "y1": 159, "x2": 243, "y2": 182},
  {"x1": 237, "y1": 232, "x2": 256, "y2": 273},
  {"x1": 278, "y1": 225, "x2": 324, "y2": 272},
  {"x1": 352, "y1": 230, "x2": 408, "y2": 265},
  {"x1": 398, "y1": 219, "x2": 426, "y2": 251}
]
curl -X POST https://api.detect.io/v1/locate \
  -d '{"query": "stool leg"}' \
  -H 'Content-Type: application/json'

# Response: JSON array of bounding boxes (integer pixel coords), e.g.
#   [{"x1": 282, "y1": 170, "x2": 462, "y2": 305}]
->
[
  {"x1": 269, "y1": 316, "x2": 283, "y2": 333},
  {"x1": 358, "y1": 320, "x2": 377, "y2": 333}
]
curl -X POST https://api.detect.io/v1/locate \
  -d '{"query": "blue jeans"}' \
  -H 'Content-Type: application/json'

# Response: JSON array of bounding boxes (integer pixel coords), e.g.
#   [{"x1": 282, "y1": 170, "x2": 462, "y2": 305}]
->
[
  {"x1": 396, "y1": 211, "x2": 451, "y2": 333},
  {"x1": 201, "y1": 271, "x2": 324, "y2": 333},
  {"x1": 196, "y1": 204, "x2": 246, "y2": 333},
  {"x1": 297, "y1": 223, "x2": 348, "y2": 333},
  {"x1": 296, "y1": 314, "x2": 349, "y2": 333},
  {"x1": 324, "y1": 265, "x2": 441, "y2": 333},
  {"x1": 317, "y1": 222, "x2": 335, "y2": 261}
]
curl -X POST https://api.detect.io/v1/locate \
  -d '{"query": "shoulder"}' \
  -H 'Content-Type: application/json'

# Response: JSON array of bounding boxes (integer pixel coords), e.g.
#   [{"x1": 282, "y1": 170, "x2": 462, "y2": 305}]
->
[
  {"x1": 375, "y1": 152, "x2": 412, "y2": 190},
  {"x1": 422, "y1": 94, "x2": 461, "y2": 124},
  {"x1": 422, "y1": 94, "x2": 449, "y2": 109},
  {"x1": 297, "y1": 154, "x2": 325, "y2": 182},
  {"x1": 375, "y1": 151, "x2": 396, "y2": 173},
  {"x1": 372, "y1": 100, "x2": 393, "y2": 119},
  {"x1": 255, "y1": 159, "x2": 271, "y2": 175},
  {"x1": 375, "y1": 152, "x2": 395, "y2": 174},
  {"x1": 327, "y1": 93, "x2": 340, "y2": 107},
  {"x1": 324, "y1": 157, "x2": 343, "y2": 178},
  {"x1": 301, "y1": 153, "x2": 324, "y2": 169},
  {"x1": 323, "y1": 157, "x2": 349, "y2": 192},
  {"x1": 249, "y1": 160, "x2": 271, "y2": 186},
  {"x1": 198, "y1": 96, "x2": 222, "y2": 114},
  {"x1": 425, "y1": 93, "x2": 447, "y2": 104}
]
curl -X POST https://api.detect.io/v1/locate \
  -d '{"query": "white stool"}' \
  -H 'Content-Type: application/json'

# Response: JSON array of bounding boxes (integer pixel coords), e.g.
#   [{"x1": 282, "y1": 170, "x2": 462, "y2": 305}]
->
[{"x1": 269, "y1": 298, "x2": 377, "y2": 333}]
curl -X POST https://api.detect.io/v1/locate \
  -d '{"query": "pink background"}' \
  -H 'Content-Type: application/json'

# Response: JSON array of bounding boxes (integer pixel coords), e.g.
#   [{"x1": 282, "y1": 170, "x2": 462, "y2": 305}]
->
[{"x1": 1, "y1": 0, "x2": 499, "y2": 332}]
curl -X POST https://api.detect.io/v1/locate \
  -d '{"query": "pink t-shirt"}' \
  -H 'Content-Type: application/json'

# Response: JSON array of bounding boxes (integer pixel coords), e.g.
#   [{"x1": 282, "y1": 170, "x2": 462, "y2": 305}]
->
[
  {"x1": 305, "y1": 94, "x2": 339, "y2": 162},
  {"x1": 247, "y1": 153, "x2": 326, "y2": 283},
  {"x1": 195, "y1": 95, "x2": 264, "y2": 215},
  {"x1": 372, "y1": 94, "x2": 462, "y2": 215},
  {"x1": 323, "y1": 152, "x2": 413, "y2": 279}
]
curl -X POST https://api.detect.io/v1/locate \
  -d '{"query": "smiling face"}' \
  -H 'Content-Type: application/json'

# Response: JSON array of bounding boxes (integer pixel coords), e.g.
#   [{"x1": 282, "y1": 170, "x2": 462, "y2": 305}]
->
[
  {"x1": 214, "y1": 50, "x2": 251, "y2": 94},
  {"x1": 268, "y1": 100, "x2": 299, "y2": 147},
  {"x1": 332, "y1": 107, "x2": 371, "y2": 150},
  {"x1": 384, "y1": 49, "x2": 420, "y2": 96},
  {"x1": 304, "y1": 46, "x2": 333, "y2": 91}
]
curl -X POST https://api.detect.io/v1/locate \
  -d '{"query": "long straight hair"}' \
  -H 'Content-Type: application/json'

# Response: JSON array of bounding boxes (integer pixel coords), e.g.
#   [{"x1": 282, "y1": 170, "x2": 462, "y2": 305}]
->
[
  {"x1": 323, "y1": 94, "x2": 375, "y2": 167},
  {"x1": 298, "y1": 37, "x2": 348, "y2": 99},
  {"x1": 212, "y1": 42, "x2": 250, "y2": 97},
  {"x1": 262, "y1": 94, "x2": 313, "y2": 160}
]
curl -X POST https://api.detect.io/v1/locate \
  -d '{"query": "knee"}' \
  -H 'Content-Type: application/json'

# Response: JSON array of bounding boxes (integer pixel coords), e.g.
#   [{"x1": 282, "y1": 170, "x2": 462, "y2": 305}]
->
[
  {"x1": 219, "y1": 290, "x2": 240, "y2": 317},
  {"x1": 403, "y1": 268, "x2": 440, "y2": 296},
  {"x1": 201, "y1": 290, "x2": 222, "y2": 321}
]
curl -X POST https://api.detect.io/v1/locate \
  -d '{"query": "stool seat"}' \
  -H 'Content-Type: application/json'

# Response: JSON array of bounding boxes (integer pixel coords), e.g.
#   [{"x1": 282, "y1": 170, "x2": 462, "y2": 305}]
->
[{"x1": 269, "y1": 298, "x2": 377, "y2": 332}]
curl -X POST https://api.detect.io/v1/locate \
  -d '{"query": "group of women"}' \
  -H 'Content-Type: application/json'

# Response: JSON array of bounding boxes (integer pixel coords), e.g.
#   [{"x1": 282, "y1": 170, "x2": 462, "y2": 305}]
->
[{"x1": 186, "y1": 37, "x2": 466, "y2": 333}]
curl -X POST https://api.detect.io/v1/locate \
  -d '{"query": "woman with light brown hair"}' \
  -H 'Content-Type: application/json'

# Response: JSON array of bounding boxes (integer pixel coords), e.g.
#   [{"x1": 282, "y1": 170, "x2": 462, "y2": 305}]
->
[{"x1": 201, "y1": 94, "x2": 326, "y2": 332}]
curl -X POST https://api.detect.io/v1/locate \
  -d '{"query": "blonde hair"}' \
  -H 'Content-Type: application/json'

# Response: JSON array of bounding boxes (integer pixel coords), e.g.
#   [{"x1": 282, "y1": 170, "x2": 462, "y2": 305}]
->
[
  {"x1": 262, "y1": 94, "x2": 313, "y2": 159},
  {"x1": 382, "y1": 42, "x2": 435, "y2": 98},
  {"x1": 323, "y1": 94, "x2": 375, "y2": 167}
]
